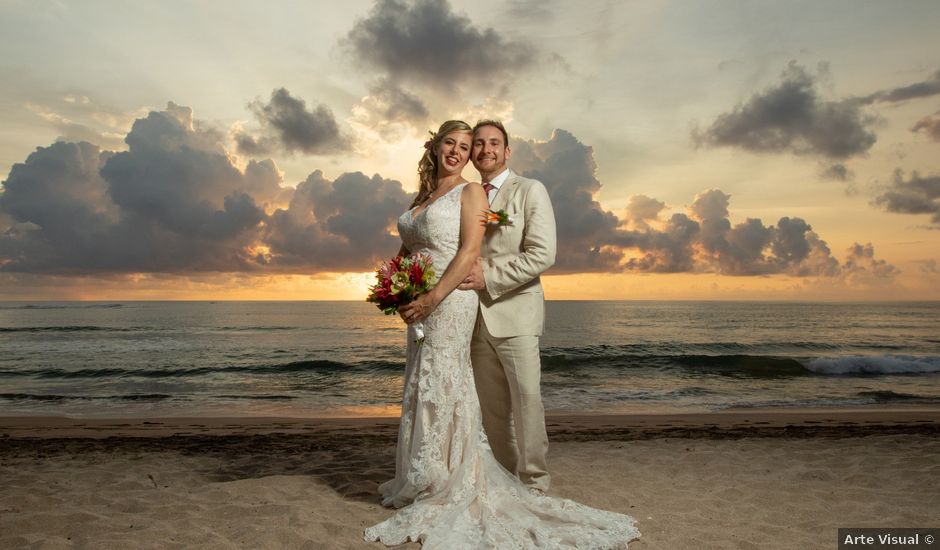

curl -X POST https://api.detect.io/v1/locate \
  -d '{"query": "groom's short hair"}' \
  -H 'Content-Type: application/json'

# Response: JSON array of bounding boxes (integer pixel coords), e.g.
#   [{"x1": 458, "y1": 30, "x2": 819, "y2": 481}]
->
[{"x1": 472, "y1": 119, "x2": 509, "y2": 148}]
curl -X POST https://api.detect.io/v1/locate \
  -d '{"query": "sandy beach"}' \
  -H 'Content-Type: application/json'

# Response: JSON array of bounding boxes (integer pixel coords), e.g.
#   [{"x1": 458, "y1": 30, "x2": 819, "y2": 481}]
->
[{"x1": 2, "y1": 406, "x2": 938, "y2": 549}]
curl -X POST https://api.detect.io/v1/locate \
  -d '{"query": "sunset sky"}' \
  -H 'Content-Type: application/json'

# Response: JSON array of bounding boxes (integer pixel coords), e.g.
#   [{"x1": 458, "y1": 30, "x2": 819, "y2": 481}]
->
[{"x1": 1, "y1": 0, "x2": 939, "y2": 300}]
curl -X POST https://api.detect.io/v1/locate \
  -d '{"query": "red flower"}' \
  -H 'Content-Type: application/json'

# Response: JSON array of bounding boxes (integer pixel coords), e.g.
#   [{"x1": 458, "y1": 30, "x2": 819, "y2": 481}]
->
[
  {"x1": 367, "y1": 252, "x2": 435, "y2": 314},
  {"x1": 410, "y1": 262, "x2": 423, "y2": 284}
]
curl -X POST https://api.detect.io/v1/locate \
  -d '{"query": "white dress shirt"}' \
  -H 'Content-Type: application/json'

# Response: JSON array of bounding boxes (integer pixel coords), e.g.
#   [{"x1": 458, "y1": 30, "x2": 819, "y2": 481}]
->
[{"x1": 485, "y1": 168, "x2": 511, "y2": 203}]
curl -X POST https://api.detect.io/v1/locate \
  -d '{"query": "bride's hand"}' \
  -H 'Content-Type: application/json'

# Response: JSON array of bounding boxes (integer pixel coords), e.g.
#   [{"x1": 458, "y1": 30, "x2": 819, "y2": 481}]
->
[{"x1": 398, "y1": 292, "x2": 439, "y2": 324}]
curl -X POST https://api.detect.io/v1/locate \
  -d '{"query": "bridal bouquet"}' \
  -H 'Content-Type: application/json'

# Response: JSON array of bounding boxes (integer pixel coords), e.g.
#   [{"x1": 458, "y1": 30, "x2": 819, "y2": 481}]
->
[{"x1": 366, "y1": 252, "x2": 437, "y2": 343}]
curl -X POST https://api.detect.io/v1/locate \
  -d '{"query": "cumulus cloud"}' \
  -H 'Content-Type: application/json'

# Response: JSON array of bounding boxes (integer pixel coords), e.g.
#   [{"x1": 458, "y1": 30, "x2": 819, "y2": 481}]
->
[
  {"x1": 911, "y1": 115, "x2": 940, "y2": 142},
  {"x1": 343, "y1": 0, "x2": 537, "y2": 92},
  {"x1": 694, "y1": 61, "x2": 877, "y2": 159},
  {"x1": 510, "y1": 129, "x2": 632, "y2": 271},
  {"x1": 236, "y1": 88, "x2": 349, "y2": 155},
  {"x1": 623, "y1": 195, "x2": 667, "y2": 229},
  {"x1": 873, "y1": 169, "x2": 940, "y2": 226},
  {"x1": 262, "y1": 170, "x2": 411, "y2": 271},
  {"x1": 0, "y1": 103, "x2": 415, "y2": 276},
  {"x1": 0, "y1": 115, "x2": 897, "y2": 282},
  {"x1": 0, "y1": 103, "x2": 284, "y2": 274},
  {"x1": 842, "y1": 242, "x2": 900, "y2": 284},
  {"x1": 0, "y1": 141, "x2": 117, "y2": 274},
  {"x1": 508, "y1": 129, "x2": 884, "y2": 277},
  {"x1": 621, "y1": 213, "x2": 699, "y2": 273},
  {"x1": 683, "y1": 190, "x2": 842, "y2": 276}
]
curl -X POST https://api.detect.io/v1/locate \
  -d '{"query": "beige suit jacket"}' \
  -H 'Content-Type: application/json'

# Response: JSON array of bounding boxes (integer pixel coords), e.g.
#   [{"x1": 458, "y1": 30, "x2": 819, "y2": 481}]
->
[{"x1": 479, "y1": 170, "x2": 557, "y2": 337}]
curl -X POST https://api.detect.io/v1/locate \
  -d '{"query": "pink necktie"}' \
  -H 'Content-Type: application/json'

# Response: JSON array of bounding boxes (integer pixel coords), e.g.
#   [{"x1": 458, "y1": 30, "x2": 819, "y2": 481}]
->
[{"x1": 483, "y1": 183, "x2": 495, "y2": 204}]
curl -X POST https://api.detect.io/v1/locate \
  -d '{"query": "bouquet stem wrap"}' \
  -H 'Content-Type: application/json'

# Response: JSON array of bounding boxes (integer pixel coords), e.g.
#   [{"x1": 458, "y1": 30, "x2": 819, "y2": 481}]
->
[{"x1": 412, "y1": 321, "x2": 426, "y2": 345}]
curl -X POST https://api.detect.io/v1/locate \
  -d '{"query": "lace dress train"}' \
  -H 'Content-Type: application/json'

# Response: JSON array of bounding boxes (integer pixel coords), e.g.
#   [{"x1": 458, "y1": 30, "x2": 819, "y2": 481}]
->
[{"x1": 364, "y1": 183, "x2": 639, "y2": 549}]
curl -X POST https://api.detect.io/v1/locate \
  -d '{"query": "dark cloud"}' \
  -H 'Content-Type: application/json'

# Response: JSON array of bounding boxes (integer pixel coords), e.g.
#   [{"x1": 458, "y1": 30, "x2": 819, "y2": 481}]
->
[
  {"x1": 343, "y1": 0, "x2": 536, "y2": 91},
  {"x1": 820, "y1": 163, "x2": 853, "y2": 181},
  {"x1": 686, "y1": 190, "x2": 841, "y2": 276},
  {"x1": 262, "y1": 170, "x2": 411, "y2": 271},
  {"x1": 236, "y1": 88, "x2": 349, "y2": 155},
  {"x1": 0, "y1": 116, "x2": 897, "y2": 281},
  {"x1": 509, "y1": 130, "x2": 874, "y2": 277},
  {"x1": 0, "y1": 103, "x2": 283, "y2": 274},
  {"x1": 622, "y1": 213, "x2": 699, "y2": 273},
  {"x1": 873, "y1": 169, "x2": 940, "y2": 226},
  {"x1": 234, "y1": 133, "x2": 269, "y2": 156},
  {"x1": 510, "y1": 129, "x2": 631, "y2": 271},
  {"x1": 0, "y1": 103, "x2": 414, "y2": 276},
  {"x1": 0, "y1": 141, "x2": 117, "y2": 274},
  {"x1": 911, "y1": 115, "x2": 940, "y2": 142},
  {"x1": 694, "y1": 61, "x2": 877, "y2": 159},
  {"x1": 857, "y1": 70, "x2": 940, "y2": 104}
]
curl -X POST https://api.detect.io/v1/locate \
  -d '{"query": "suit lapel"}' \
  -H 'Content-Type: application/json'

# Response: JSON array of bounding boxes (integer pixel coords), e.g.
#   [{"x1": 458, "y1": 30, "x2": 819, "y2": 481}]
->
[{"x1": 490, "y1": 170, "x2": 518, "y2": 212}]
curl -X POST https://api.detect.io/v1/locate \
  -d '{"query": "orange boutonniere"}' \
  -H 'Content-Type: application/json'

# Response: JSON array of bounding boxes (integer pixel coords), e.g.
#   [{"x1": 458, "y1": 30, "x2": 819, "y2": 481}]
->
[{"x1": 482, "y1": 209, "x2": 513, "y2": 226}]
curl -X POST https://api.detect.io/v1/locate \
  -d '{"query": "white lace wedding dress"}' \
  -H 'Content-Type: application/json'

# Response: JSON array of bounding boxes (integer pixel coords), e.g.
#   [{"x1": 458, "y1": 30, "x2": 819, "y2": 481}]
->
[{"x1": 364, "y1": 182, "x2": 640, "y2": 549}]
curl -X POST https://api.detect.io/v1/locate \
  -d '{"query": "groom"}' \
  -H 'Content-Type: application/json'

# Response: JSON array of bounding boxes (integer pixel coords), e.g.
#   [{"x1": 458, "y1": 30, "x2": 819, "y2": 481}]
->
[{"x1": 458, "y1": 120, "x2": 556, "y2": 493}]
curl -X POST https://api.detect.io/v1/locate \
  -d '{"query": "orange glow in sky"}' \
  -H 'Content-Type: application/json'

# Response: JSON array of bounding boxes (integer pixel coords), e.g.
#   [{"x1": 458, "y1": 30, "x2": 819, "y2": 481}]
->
[{"x1": 1, "y1": 2, "x2": 938, "y2": 301}]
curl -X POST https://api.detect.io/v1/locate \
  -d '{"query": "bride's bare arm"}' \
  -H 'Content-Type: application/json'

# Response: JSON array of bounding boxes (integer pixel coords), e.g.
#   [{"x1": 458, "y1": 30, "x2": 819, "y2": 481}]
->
[{"x1": 398, "y1": 183, "x2": 487, "y2": 323}]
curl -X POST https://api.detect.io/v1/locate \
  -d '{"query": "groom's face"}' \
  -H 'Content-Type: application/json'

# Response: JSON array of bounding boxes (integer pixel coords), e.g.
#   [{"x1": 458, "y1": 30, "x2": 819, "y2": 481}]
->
[{"x1": 471, "y1": 125, "x2": 511, "y2": 177}]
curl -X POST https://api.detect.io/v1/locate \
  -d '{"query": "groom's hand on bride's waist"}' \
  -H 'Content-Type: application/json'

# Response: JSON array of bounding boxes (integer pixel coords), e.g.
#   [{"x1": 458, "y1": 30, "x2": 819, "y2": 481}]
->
[{"x1": 458, "y1": 258, "x2": 485, "y2": 291}]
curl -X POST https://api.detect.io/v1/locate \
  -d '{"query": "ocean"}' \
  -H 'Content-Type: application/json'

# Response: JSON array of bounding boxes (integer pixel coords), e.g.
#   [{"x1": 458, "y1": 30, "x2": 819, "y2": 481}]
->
[{"x1": 1, "y1": 301, "x2": 939, "y2": 418}]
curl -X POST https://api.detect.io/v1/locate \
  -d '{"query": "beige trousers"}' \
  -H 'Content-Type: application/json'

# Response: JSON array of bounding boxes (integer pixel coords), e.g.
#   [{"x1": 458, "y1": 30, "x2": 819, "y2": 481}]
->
[{"x1": 470, "y1": 316, "x2": 550, "y2": 491}]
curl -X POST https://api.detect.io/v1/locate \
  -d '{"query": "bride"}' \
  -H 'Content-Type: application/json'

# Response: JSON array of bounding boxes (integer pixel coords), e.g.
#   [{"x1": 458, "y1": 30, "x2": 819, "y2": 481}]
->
[{"x1": 364, "y1": 120, "x2": 639, "y2": 549}]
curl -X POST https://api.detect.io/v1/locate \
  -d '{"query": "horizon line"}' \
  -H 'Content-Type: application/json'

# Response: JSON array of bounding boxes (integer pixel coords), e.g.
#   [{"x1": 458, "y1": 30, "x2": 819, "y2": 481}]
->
[{"x1": 3, "y1": 299, "x2": 940, "y2": 304}]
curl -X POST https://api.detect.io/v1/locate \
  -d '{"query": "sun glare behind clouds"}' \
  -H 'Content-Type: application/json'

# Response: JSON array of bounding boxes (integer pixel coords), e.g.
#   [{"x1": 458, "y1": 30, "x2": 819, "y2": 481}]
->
[{"x1": 1, "y1": 0, "x2": 938, "y2": 300}]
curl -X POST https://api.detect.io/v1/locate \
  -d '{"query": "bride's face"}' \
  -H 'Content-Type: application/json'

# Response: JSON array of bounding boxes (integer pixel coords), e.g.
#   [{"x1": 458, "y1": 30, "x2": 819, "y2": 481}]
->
[{"x1": 436, "y1": 131, "x2": 472, "y2": 177}]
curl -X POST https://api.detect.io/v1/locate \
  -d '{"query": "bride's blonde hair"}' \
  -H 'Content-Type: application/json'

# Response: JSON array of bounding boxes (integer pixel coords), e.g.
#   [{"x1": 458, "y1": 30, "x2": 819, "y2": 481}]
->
[{"x1": 412, "y1": 119, "x2": 472, "y2": 208}]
